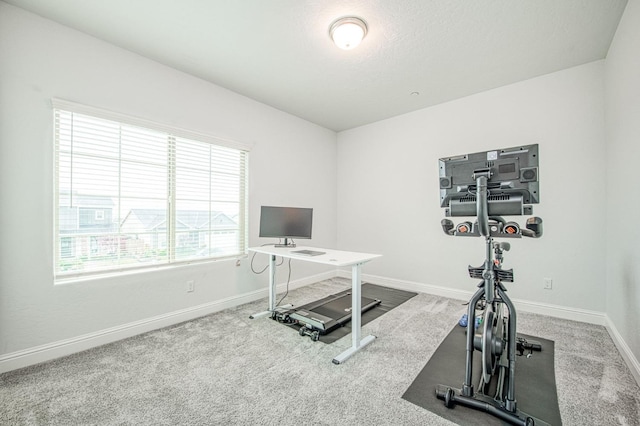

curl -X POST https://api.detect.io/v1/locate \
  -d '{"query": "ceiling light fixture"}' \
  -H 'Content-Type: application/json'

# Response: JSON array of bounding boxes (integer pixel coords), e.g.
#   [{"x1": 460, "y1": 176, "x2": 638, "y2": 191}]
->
[{"x1": 329, "y1": 16, "x2": 368, "y2": 50}]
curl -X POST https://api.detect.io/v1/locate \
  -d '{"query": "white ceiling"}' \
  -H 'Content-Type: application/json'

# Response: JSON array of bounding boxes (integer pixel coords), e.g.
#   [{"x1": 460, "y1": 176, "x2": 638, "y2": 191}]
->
[{"x1": 4, "y1": 0, "x2": 629, "y2": 132}]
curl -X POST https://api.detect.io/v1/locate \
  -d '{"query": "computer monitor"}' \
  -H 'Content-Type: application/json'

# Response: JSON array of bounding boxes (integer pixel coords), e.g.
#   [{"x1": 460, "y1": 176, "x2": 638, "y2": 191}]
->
[
  {"x1": 259, "y1": 206, "x2": 313, "y2": 247},
  {"x1": 439, "y1": 144, "x2": 539, "y2": 217}
]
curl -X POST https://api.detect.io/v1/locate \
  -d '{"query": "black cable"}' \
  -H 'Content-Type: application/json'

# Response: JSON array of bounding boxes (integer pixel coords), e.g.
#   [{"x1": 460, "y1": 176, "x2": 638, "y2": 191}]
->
[
  {"x1": 275, "y1": 258, "x2": 292, "y2": 307},
  {"x1": 250, "y1": 238, "x2": 295, "y2": 308},
  {"x1": 250, "y1": 243, "x2": 283, "y2": 274},
  {"x1": 250, "y1": 251, "x2": 269, "y2": 274},
  {"x1": 248, "y1": 242, "x2": 291, "y2": 307}
]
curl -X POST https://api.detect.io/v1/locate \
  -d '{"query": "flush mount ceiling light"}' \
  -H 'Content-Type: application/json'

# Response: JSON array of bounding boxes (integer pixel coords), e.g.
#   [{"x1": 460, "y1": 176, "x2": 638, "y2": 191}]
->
[{"x1": 329, "y1": 16, "x2": 368, "y2": 50}]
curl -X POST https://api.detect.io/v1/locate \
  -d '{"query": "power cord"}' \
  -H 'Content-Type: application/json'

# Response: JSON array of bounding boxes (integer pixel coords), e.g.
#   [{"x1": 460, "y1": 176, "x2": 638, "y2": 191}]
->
[
  {"x1": 249, "y1": 241, "x2": 293, "y2": 307},
  {"x1": 250, "y1": 243, "x2": 283, "y2": 274},
  {"x1": 275, "y1": 258, "x2": 292, "y2": 307}
]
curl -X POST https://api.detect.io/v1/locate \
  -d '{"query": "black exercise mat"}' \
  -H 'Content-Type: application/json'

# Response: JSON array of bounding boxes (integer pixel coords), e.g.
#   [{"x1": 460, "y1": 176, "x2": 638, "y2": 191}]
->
[
  {"x1": 402, "y1": 326, "x2": 561, "y2": 425},
  {"x1": 282, "y1": 283, "x2": 418, "y2": 344}
]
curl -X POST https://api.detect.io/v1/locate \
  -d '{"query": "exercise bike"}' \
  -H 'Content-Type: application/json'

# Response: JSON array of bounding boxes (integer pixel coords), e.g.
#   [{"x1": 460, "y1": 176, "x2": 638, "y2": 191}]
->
[{"x1": 434, "y1": 145, "x2": 549, "y2": 426}]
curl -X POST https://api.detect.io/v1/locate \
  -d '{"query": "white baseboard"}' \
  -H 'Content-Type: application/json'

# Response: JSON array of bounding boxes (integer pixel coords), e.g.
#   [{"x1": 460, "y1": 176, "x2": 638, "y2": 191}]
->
[
  {"x1": 511, "y1": 298, "x2": 606, "y2": 325},
  {"x1": 0, "y1": 270, "x2": 334, "y2": 374},
  {"x1": 337, "y1": 270, "x2": 472, "y2": 302},
  {"x1": 339, "y1": 270, "x2": 607, "y2": 325},
  {"x1": 605, "y1": 317, "x2": 640, "y2": 387}
]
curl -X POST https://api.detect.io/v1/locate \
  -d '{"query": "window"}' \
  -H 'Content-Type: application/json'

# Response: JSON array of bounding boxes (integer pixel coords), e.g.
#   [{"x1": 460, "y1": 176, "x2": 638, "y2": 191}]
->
[{"x1": 53, "y1": 100, "x2": 249, "y2": 279}]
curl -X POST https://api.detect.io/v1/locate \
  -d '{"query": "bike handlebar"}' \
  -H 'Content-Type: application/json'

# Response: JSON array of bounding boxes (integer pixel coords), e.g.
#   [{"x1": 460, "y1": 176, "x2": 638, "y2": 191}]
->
[{"x1": 440, "y1": 217, "x2": 543, "y2": 238}]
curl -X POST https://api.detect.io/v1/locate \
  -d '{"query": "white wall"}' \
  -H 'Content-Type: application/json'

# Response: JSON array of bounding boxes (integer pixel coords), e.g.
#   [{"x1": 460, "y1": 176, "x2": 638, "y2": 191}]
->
[
  {"x1": 337, "y1": 61, "x2": 607, "y2": 313},
  {"x1": 2, "y1": 0, "x2": 638, "y2": 377},
  {"x1": 605, "y1": 0, "x2": 640, "y2": 371},
  {"x1": 0, "y1": 3, "x2": 337, "y2": 359}
]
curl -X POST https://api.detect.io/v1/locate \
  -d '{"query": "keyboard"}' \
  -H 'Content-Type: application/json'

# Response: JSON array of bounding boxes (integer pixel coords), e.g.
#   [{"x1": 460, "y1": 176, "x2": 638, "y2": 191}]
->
[{"x1": 291, "y1": 249, "x2": 326, "y2": 256}]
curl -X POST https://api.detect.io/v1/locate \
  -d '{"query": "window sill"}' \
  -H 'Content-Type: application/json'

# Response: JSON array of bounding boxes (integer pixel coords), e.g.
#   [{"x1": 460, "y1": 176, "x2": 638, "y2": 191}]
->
[{"x1": 54, "y1": 254, "x2": 248, "y2": 285}]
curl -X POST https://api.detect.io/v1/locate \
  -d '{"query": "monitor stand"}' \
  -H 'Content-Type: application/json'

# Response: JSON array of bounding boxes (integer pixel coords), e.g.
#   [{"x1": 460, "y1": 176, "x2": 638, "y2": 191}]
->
[{"x1": 275, "y1": 238, "x2": 296, "y2": 248}]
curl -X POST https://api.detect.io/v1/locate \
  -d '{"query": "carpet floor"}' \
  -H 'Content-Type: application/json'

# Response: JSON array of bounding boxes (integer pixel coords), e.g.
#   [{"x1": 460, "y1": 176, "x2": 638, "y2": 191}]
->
[{"x1": 1, "y1": 277, "x2": 639, "y2": 425}]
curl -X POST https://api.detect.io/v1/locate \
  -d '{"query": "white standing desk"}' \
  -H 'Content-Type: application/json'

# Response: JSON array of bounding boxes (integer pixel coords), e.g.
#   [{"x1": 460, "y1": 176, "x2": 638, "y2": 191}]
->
[{"x1": 248, "y1": 245, "x2": 382, "y2": 364}]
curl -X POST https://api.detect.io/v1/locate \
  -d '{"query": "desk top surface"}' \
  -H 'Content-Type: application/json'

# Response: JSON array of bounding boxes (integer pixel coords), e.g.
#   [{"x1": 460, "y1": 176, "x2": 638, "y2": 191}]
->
[{"x1": 248, "y1": 245, "x2": 381, "y2": 267}]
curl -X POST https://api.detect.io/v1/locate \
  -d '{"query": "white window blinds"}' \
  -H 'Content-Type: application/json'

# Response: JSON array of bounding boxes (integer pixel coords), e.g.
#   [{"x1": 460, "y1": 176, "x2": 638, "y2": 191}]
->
[{"x1": 53, "y1": 100, "x2": 249, "y2": 279}]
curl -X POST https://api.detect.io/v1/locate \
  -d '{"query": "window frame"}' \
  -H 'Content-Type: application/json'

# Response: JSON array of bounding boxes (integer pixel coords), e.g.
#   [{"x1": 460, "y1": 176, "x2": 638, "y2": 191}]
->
[{"x1": 52, "y1": 99, "x2": 250, "y2": 281}]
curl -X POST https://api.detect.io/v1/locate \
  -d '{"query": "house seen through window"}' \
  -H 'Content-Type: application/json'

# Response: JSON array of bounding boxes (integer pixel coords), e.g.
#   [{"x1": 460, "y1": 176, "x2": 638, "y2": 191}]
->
[{"x1": 54, "y1": 101, "x2": 249, "y2": 278}]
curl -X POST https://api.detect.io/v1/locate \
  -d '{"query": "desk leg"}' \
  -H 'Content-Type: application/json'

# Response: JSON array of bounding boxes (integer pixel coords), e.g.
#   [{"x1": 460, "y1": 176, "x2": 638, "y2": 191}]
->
[
  {"x1": 331, "y1": 262, "x2": 376, "y2": 364},
  {"x1": 249, "y1": 255, "x2": 278, "y2": 319},
  {"x1": 268, "y1": 255, "x2": 276, "y2": 311}
]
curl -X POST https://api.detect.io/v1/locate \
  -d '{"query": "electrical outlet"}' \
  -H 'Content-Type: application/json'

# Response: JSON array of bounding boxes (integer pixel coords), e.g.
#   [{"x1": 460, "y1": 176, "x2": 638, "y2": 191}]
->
[
  {"x1": 543, "y1": 278, "x2": 553, "y2": 290},
  {"x1": 187, "y1": 280, "x2": 195, "y2": 293}
]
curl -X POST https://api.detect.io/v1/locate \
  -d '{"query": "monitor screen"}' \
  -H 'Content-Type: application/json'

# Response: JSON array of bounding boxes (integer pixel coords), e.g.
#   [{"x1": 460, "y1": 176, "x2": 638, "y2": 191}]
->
[
  {"x1": 439, "y1": 144, "x2": 539, "y2": 216},
  {"x1": 259, "y1": 206, "x2": 313, "y2": 240}
]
